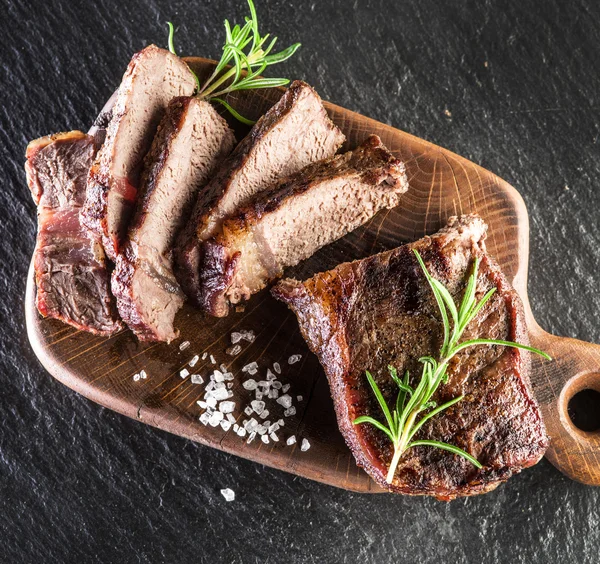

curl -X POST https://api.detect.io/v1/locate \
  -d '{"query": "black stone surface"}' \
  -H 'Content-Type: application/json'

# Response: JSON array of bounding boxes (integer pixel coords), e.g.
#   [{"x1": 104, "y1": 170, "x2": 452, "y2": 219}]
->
[{"x1": 1, "y1": 0, "x2": 599, "y2": 562}]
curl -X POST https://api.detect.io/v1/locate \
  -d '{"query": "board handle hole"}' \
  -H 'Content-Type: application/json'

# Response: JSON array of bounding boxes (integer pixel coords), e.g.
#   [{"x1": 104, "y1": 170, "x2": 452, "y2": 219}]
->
[{"x1": 567, "y1": 389, "x2": 600, "y2": 432}]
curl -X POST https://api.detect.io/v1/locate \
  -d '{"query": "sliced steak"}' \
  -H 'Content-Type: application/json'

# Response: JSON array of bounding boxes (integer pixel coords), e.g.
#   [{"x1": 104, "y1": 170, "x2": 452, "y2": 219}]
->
[
  {"x1": 26, "y1": 132, "x2": 122, "y2": 335},
  {"x1": 175, "y1": 80, "x2": 345, "y2": 303},
  {"x1": 200, "y1": 135, "x2": 408, "y2": 317},
  {"x1": 112, "y1": 97, "x2": 235, "y2": 342},
  {"x1": 272, "y1": 215, "x2": 548, "y2": 500},
  {"x1": 82, "y1": 45, "x2": 197, "y2": 260}
]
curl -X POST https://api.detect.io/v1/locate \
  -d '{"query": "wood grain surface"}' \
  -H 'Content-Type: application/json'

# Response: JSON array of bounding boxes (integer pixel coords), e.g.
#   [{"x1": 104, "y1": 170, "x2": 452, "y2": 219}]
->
[{"x1": 25, "y1": 58, "x2": 600, "y2": 492}]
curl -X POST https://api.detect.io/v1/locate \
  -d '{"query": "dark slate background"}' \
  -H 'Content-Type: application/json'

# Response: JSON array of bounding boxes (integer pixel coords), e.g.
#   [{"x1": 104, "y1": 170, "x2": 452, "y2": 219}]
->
[{"x1": 1, "y1": 0, "x2": 599, "y2": 562}]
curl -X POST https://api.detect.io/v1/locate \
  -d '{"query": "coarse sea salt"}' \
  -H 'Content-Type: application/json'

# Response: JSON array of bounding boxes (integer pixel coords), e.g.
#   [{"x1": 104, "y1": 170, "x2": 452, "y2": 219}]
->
[
  {"x1": 273, "y1": 362, "x2": 281, "y2": 374},
  {"x1": 220, "y1": 488, "x2": 235, "y2": 502},
  {"x1": 189, "y1": 355, "x2": 199, "y2": 367},
  {"x1": 277, "y1": 394, "x2": 293, "y2": 409},
  {"x1": 282, "y1": 384, "x2": 290, "y2": 393},
  {"x1": 133, "y1": 373, "x2": 140, "y2": 382},
  {"x1": 191, "y1": 374, "x2": 204, "y2": 385},
  {"x1": 288, "y1": 354, "x2": 302, "y2": 365},
  {"x1": 210, "y1": 355, "x2": 216, "y2": 364},
  {"x1": 226, "y1": 344, "x2": 242, "y2": 356},
  {"x1": 300, "y1": 438, "x2": 311, "y2": 452},
  {"x1": 251, "y1": 400, "x2": 266, "y2": 415},
  {"x1": 269, "y1": 432, "x2": 279, "y2": 442},
  {"x1": 180, "y1": 368, "x2": 189, "y2": 379},
  {"x1": 202, "y1": 352, "x2": 208, "y2": 360},
  {"x1": 297, "y1": 395, "x2": 303, "y2": 402},
  {"x1": 243, "y1": 379, "x2": 257, "y2": 390},
  {"x1": 140, "y1": 370, "x2": 147, "y2": 379},
  {"x1": 286, "y1": 435, "x2": 296, "y2": 446},
  {"x1": 261, "y1": 435, "x2": 270, "y2": 444},
  {"x1": 284, "y1": 406, "x2": 296, "y2": 417},
  {"x1": 179, "y1": 341, "x2": 190, "y2": 351},
  {"x1": 242, "y1": 362, "x2": 258, "y2": 375},
  {"x1": 219, "y1": 401, "x2": 236, "y2": 414}
]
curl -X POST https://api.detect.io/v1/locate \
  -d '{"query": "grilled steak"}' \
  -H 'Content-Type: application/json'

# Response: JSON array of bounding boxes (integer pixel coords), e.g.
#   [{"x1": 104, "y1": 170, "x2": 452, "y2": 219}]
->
[
  {"x1": 112, "y1": 97, "x2": 235, "y2": 342},
  {"x1": 175, "y1": 80, "x2": 345, "y2": 303},
  {"x1": 26, "y1": 132, "x2": 122, "y2": 335},
  {"x1": 272, "y1": 215, "x2": 548, "y2": 500},
  {"x1": 199, "y1": 135, "x2": 408, "y2": 317},
  {"x1": 82, "y1": 45, "x2": 197, "y2": 260}
]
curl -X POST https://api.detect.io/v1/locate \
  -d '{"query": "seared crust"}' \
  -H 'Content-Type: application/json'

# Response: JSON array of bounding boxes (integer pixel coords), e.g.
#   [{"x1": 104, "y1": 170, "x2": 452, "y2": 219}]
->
[
  {"x1": 199, "y1": 135, "x2": 408, "y2": 317},
  {"x1": 273, "y1": 215, "x2": 548, "y2": 500},
  {"x1": 26, "y1": 131, "x2": 122, "y2": 335},
  {"x1": 175, "y1": 80, "x2": 345, "y2": 304}
]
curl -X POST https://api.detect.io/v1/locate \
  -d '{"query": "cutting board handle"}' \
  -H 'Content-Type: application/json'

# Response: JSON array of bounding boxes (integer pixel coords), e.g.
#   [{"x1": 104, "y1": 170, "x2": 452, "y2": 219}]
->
[{"x1": 530, "y1": 330, "x2": 600, "y2": 485}]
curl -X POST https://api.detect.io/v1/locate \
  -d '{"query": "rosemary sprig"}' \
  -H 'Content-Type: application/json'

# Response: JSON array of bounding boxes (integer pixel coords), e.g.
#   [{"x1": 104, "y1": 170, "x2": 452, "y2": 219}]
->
[
  {"x1": 354, "y1": 249, "x2": 551, "y2": 485},
  {"x1": 167, "y1": 0, "x2": 300, "y2": 124}
]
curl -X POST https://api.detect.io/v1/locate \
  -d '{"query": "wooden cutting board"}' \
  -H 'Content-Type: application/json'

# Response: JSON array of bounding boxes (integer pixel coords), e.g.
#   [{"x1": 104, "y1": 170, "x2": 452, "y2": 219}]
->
[{"x1": 25, "y1": 58, "x2": 600, "y2": 492}]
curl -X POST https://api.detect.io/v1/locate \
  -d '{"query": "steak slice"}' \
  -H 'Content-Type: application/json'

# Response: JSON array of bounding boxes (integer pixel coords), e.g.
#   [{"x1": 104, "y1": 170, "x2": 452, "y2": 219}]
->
[
  {"x1": 200, "y1": 135, "x2": 408, "y2": 317},
  {"x1": 112, "y1": 97, "x2": 235, "y2": 342},
  {"x1": 26, "y1": 132, "x2": 122, "y2": 335},
  {"x1": 82, "y1": 45, "x2": 197, "y2": 260},
  {"x1": 175, "y1": 80, "x2": 345, "y2": 303},
  {"x1": 272, "y1": 215, "x2": 548, "y2": 500}
]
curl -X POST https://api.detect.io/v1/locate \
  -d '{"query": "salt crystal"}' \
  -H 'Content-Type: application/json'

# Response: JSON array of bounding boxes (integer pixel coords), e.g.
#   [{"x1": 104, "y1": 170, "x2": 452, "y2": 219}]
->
[
  {"x1": 245, "y1": 418, "x2": 258, "y2": 432},
  {"x1": 286, "y1": 435, "x2": 296, "y2": 446},
  {"x1": 261, "y1": 435, "x2": 270, "y2": 444},
  {"x1": 278, "y1": 419, "x2": 285, "y2": 426},
  {"x1": 140, "y1": 370, "x2": 147, "y2": 379},
  {"x1": 233, "y1": 424, "x2": 239, "y2": 432},
  {"x1": 210, "y1": 355, "x2": 216, "y2": 364},
  {"x1": 243, "y1": 379, "x2": 257, "y2": 390},
  {"x1": 247, "y1": 431, "x2": 257, "y2": 443},
  {"x1": 251, "y1": 400, "x2": 265, "y2": 415},
  {"x1": 257, "y1": 424, "x2": 267, "y2": 435},
  {"x1": 227, "y1": 390, "x2": 234, "y2": 398},
  {"x1": 300, "y1": 438, "x2": 311, "y2": 452},
  {"x1": 242, "y1": 362, "x2": 258, "y2": 375},
  {"x1": 197, "y1": 400, "x2": 207, "y2": 409},
  {"x1": 227, "y1": 383, "x2": 233, "y2": 389},
  {"x1": 230, "y1": 332, "x2": 243, "y2": 344},
  {"x1": 297, "y1": 395, "x2": 303, "y2": 402},
  {"x1": 227, "y1": 413, "x2": 236, "y2": 424},
  {"x1": 133, "y1": 373, "x2": 140, "y2": 382},
  {"x1": 282, "y1": 384, "x2": 290, "y2": 393},
  {"x1": 205, "y1": 381, "x2": 216, "y2": 392},
  {"x1": 241, "y1": 329, "x2": 255, "y2": 342},
  {"x1": 226, "y1": 344, "x2": 242, "y2": 356},
  {"x1": 255, "y1": 390, "x2": 263, "y2": 400},
  {"x1": 277, "y1": 394, "x2": 293, "y2": 409},
  {"x1": 284, "y1": 406, "x2": 296, "y2": 417},
  {"x1": 200, "y1": 413, "x2": 210, "y2": 425},
  {"x1": 209, "y1": 411, "x2": 224, "y2": 426},
  {"x1": 269, "y1": 432, "x2": 279, "y2": 442},
  {"x1": 273, "y1": 362, "x2": 281, "y2": 374},
  {"x1": 180, "y1": 368, "x2": 189, "y2": 378},
  {"x1": 179, "y1": 341, "x2": 190, "y2": 351},
  {"x1": 244, "y1": 406, "x2": 254, "y2": 416},
  {"x1": 202, "y1": 352, "x2": 208, "y2": 360},
  {"x1": 206, "y1": 397, "x2": 218, "y2": 409},
  {"x1": 189, "y1": 355, "x2": 199, "y2": 367},
  {"x1": 191, "y1": 374, "x2": 204, "y2": 385},
  {"x1": 237, "y1": 427, "x2": 247, "y2": 437},
  {"x1": 220, "y1": 420, "x2": 232, "y2": 431},
  {"x1": 220, "y1": 364, "x2": 228, "y2": 372},
  {"x1": 268, "y1": 390, "x2": 278, "y2": 399},
  {"x1": 266, "y1": 369, "x2": 276, "y2": 381},
  {"x1": 272, "y1": 381, "x2": 282, "y2": 390},
  {"x1": 220, "y1": 401, "x2": 236, "y2": 414},
  {"x1": 212, "y1": 388, "x2": 230, "y2": 401},
  {"x1": 288, "y1": 354, "x2": 302, "y2": 365},
  {"x1": 259, "y1": 410, "x2": 270, "y2": 420},
  {"x1": 213, "y1": 370, "x2": 224, "y2": 382},
  {"x1": 268, "y1": 423, "x2": 280, "y2": 433},
  {"x1": 220, "y1": 488, "x2": 235, "y2": 502}
]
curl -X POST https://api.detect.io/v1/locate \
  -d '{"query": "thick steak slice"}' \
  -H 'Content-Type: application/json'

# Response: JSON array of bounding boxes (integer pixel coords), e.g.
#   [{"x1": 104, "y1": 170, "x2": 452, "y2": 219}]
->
[
  {"x1": 26, "y1": 132, "x2": 122, "y2": 335},
  {"x1": 272, "y1": 215, "x2": 548, "y2": 500},
  {"x1": 200, "y1": 135, "x2": 408, "y2": 317},
  {"x1": 82, "y1": 45, "x2": 197, "y2": 260},
  {"x1": 175, "y1": 80, "x2": 345, "y2": 304},
  {"x1": 112, "y1": 97, "x2": 235, "y2": 342}
]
